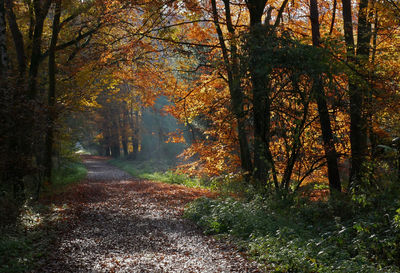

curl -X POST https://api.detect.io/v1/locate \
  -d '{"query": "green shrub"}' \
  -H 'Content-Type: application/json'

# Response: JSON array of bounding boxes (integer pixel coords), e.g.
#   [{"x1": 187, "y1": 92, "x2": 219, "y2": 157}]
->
[
  {"x1": 184, "y1": 193, "x2": 400, "y2": 272},
  {"x1": 52, "y1": 162, "x2": 87, "y2": 186},
  {"x1": 38, "y1": 162, "x2": 87, "y2": 196}
]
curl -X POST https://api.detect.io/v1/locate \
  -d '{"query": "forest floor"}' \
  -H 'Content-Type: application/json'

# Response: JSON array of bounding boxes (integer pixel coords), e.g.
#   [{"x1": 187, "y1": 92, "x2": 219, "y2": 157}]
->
[{"x1": 39, "y1": 156, "x2": 261, "y2": 272}]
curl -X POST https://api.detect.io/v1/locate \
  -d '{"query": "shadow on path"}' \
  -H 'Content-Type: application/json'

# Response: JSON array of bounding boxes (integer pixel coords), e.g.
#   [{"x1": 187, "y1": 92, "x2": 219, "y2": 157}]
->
[{"x1": 41, "y1": 157, "x2": 261, "y2": 273}]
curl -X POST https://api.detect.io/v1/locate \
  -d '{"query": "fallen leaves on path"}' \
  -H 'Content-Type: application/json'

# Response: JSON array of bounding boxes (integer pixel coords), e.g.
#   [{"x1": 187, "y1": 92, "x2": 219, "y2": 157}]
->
[{"x1": 39, "y1": 158, "x2": 261, "y2": 272}]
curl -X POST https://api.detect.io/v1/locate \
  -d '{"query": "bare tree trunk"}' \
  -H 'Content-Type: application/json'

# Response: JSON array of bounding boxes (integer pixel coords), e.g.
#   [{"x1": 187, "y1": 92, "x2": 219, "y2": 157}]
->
[
  {"x1": 128, "y1": 106, "x2": 140, "y2": 159},
  {"x1": 210, "y1": 0, "x2": 253, "y2": 177},
  {"x1": 0, "y1": 0, "x2": 6, "y2": 78},
  {"x1": 4, "y1": 0, "x2": 28, "y2": 203},
  {"x1": 6, "y1": 0, "x2": 50, "y2": 201},
  {"x1": 28, "y1": 0, "x2": 51, "y2": 99},
  {"x1": 133, "y1": 110, "x2": 139, "y2": 158},
  {"x1": 5, "y1": 0, "x2": 25, "y2": 76},
  {"x1": 368, "y1": 5, "x2": 379, "y2": 160},
  {"x1": 281, "y1": 99, "x2": 310, "y2": 191},
  {"x1": 121, "y1": 104, "x2": 129, "y2": 157},
  {"x1": 310, "y1": 0, "x2": 342, "y2": 193},
  {"x1": 103, "y1": 122, "x2": 111, "y2": 157},
  {"x1": 341, "y1": 0, "x2": 370, "y2": 190},
  {"x1": 110, "y1": 108, "x2": 121, "y2": 158},
  {"x1": 44, "y1": 0, "x2": 61, "y2": 188},
  {"x1": 329, "y1": 0, "x2": 337, "y2": 35},
  {"x1": 0, "y1": 0, "x2": 9, "y2": 191},
  {"x1": 5, "y1": 0, "x2": 26, "y2": 75},
  {"x1": 247, "y1": 0, "x2": 270, "y2": 187}
]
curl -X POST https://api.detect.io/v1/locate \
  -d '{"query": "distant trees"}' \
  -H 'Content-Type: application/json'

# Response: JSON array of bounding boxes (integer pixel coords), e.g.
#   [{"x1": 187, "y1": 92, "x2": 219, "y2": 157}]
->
[
  {"x1": 90, "y1": 82, "x2": 185, "y2": 161},
  {"x1": 95, "y1": 85, "x2": 135, "y2": 158}
]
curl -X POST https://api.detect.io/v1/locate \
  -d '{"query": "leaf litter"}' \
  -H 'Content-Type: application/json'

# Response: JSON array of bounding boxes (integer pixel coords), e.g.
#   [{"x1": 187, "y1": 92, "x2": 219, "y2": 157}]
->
[{"x1": 39, "y1": 157, "x2": 262, "y2": 272}]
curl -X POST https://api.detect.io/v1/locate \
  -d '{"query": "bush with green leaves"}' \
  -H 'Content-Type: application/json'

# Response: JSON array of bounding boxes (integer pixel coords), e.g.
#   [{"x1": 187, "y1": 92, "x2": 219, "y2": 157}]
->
[
  {"x1": 51, "y1": 162, "x2": 87, "y2": 187},
  {"x1": 184, "y1": 193, "x2": 400, "y2": 272}
]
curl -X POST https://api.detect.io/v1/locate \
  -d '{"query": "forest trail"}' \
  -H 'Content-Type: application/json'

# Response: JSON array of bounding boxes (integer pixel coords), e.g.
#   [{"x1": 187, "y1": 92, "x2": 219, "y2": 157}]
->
[{"x1": 41, "y1": 157, "x2": 261, "y2": 272}]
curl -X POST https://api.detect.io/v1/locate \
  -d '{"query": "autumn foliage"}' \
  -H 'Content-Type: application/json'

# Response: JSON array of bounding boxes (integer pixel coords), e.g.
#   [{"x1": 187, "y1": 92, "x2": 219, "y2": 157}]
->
[{"x1": 1, "y1": 0, "x2": 400, "y2": 204}]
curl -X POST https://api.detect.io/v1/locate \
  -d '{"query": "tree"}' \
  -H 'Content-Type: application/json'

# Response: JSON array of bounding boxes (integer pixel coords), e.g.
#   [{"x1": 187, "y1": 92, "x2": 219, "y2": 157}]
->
[
  {"x1": 309, "y1": 0, "x2": 341, "y2": 193},
  {"x1": 44, "y1": 0, "x2": 62, "y2": 186},
  {"x1": 341, "y1": 0, "x2": 371, "y2": 190},
  {"x1": 210, "y1": 0, "x2": 253, "y2": 178},
  {"x1": 245, "y1": 0, "x2": 271, "y2": 185},
  {"x1": 0, "y1": 0, "x2": 6, "y2": 79},
  {"x1": 2, "y1": 0, "x2": 106, "y2": 200}
]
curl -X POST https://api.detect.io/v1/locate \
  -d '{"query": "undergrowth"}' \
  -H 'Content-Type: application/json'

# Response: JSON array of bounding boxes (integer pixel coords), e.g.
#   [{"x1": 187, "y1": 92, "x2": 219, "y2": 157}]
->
[
  {"x1": 0, "y1": 204, "x2": 61, "y2": 273},
  {"x1": 43, "y1": 162, "x2": 87, "y2": 195},
  {"x1": 184, "y1": 189, "x2": 400, "y2": 272},
  {"x1": 0, "y1": 161, "x2": 87, "y2": 272},
  {"x1": 109, "y1": 159, "x2": 210, "y2": 188}
]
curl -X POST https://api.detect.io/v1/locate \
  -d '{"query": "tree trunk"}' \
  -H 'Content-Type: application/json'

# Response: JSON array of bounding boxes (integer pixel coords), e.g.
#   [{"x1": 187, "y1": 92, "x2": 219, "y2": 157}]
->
[
  {"x1": 103, "y1": 123, "x2": 111, "y2": 156},
  {"x1": 121, "y1": 105, "x2": 129, "y2": 157},
  {"x1": 226, "y1": 6, "x2": 253, "y2": 176},
  {"x1": 341, "y1": 0, "x2": 355, "y2": 55},
  {"x1": 211, "y1": 0, "x2": 253, "y2": 177},
  {"x1": 0, "y1": 0, "x2": 10, "y2": 192},
  {"x1": 128, "y1": 107, "x2": 139, "y2": 159},
  {"x1": 5, "y1": 0, "x2": 26, "y2": 76},
  {"x1": 341, "y1": 0, "x2": 370, "y2": 189},
  {"x1": 247, "y1": 0, "x2": 270, "y2": 186},
  {"x1": 354, "y1": 0, "x2": 372, "y2": 177},
  {"x1": 0, "y1": 0, "x2": 6, "y2": 78},
  {"x1": 110, "y1": 109, "x2": 121, "y2": 158},
  {"x1": 44, "y1": 0, "x2": 61, "y2": 187},
  {"x1": 104, "y1": 145, "x2": 111, "y2": 157},
  {"x1": 4, "y1": 0, "x2": 29, "y2": 203},
  {"x1": 281, "y1": 99, "x2": 310, "y2": 191},
  {"x1": 28, "y1": 0, "x2": 51, "y2": 99},
  {"x1": 310, "y1": 0, "x2": 341, "y2": 193}
]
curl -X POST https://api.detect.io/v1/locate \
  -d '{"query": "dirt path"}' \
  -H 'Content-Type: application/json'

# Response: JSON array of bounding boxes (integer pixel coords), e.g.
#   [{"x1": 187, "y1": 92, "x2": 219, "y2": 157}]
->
[{"x1": 41, "y1": 158, "x2": 261, "y2": 272}]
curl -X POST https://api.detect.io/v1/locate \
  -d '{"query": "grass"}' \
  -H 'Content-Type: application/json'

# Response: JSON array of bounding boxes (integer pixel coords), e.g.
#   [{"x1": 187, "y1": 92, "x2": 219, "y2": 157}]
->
[
  {"x1": 109, "y1": 159, "x2": 209, "y2": 188},
  {"x1": 0, "y1": 230, "x2": 41, "y2": 273},
  {"x1": 0, "y1": 205, "x2": 58, "y2": 273},
  {"x1": 184, "y1": 191, "x2": 400, "y2": 272},
  {"x1": 0, "y1": 161, "x2": 87, "y2": 272},
  {"x1": 44, "y1": 162, "x2": 87, "y2": 195}
]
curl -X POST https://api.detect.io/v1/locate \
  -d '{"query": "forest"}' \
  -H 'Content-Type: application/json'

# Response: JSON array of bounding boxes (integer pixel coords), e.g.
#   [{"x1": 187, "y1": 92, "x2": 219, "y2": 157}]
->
[{"x1": 1, "y1": 0, "x2": 400, "y2": 272}]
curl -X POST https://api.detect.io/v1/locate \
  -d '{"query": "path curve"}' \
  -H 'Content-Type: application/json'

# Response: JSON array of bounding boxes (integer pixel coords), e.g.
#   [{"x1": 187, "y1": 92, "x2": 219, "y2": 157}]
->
[{"x1": 42, "y1": 157, "x2": 261, "y2": 272}]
